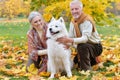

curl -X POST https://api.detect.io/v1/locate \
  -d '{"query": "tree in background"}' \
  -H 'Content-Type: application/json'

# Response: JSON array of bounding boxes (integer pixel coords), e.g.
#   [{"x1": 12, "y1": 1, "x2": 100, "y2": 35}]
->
[
  {"x1": 0, "y1": 0, "x2": 120, "y2": 26},
  {"x1": 30, "y1": 0, "x2": 65, "y2": 10},
  {"x1": 0, "y1": 0, "x2": 31, "y2": 20},
  {"x1": 31, "y1": 0, "x2": 120, "y2": 26}
]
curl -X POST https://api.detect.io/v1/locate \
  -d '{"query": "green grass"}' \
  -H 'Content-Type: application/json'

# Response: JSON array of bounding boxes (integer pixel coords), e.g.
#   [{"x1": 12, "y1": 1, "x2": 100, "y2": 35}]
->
[
  {"x1": 0, "y1": 19, "x2": 120, "y2": 80},
  {"x1": 0, "y1": 22, "x2": 29, "y2": 45},
  {"x1": 97, "y1": 17, "x2": 120, "y2": 37},
  {"x1": 97, "y1": 26, "x2": 120, "y2": 37},
  {"x1": 0, "y1": 20, "x2": 120, "y2": 46},
  {"x1": 0, "y1": 22, "x2": 29, "y2": 40}
]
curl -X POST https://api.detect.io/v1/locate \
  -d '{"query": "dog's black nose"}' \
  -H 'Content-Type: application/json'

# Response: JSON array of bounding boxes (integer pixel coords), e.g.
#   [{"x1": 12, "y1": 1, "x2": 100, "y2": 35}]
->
[{"x1": 49, "y1": 28, "x2": 52, "y2": 32}]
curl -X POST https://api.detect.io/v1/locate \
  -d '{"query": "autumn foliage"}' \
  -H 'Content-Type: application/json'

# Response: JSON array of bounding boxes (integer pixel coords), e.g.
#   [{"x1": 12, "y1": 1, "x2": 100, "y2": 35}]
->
[
  {"x1": 0, "y1": 0, "x2": 31, "y2": 19},
  {"x1": 0, "y1": 20, "x2": 120, "y2": 79},
  {"x1": 0, "y1": 0, "x2": 120, "y2": 79},
  {"x1": 0, "y1": 32, "x2": 120, "y2": 79},
  {"x1": 36, "y1": 0, "x2": 120, "y2": 26}
]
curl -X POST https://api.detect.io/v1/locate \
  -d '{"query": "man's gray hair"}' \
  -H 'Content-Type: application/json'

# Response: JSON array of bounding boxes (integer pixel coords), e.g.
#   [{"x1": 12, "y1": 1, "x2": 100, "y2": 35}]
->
[
  {"x1": 28, "y1": 11, "x2": 42, "y2": 23},
  {"x1": 70, "y1": 0, "x2": 83, "y2": 9}
]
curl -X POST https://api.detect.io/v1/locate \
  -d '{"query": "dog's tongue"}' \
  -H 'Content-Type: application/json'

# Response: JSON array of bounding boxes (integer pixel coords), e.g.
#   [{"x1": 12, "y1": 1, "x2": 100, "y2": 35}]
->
[
  {"x1": 51, "y1": 32, "x2": 55, "y2": 35},
  {"x1": 50, "y1": 31, "x2": 59, "y2": 35},
  {"x1": 51, "y1": 33, "x2": 54, "y2": 35}
]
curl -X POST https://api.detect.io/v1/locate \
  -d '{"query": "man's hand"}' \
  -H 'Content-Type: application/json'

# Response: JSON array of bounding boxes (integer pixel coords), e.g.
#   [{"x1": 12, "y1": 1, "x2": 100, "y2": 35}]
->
[
  {"x1": 57, "y1": 36, "x2": 73, "y2": 44},
  {"x1": 56, "y1": 36, "x2": 73, "y2": 49}
]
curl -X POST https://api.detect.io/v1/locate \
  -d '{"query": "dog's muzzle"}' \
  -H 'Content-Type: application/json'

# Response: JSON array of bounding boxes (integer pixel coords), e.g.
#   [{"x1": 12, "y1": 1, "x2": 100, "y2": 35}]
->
[{"x1": 49, "y1": 28, "x2": 60, "y2": 35}]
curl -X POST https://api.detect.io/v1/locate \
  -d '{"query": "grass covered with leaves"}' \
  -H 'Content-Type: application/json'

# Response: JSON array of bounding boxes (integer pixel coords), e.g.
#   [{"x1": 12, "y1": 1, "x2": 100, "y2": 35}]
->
[{"x1": 0, "y1": 19, "x2": 120, "y2": 80}]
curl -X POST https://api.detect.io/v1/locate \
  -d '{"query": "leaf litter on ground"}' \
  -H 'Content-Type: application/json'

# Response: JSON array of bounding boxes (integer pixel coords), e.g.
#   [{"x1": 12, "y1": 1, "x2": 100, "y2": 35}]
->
[{"x1": 0, "y1": 35, "x2": 120, "y2": 80}]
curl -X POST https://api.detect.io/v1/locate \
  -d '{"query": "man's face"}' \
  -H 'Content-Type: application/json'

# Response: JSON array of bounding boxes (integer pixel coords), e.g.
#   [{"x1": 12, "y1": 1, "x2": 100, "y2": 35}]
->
[{"x1": 70, "y1": 3, "x2": 82, "y2": 19}]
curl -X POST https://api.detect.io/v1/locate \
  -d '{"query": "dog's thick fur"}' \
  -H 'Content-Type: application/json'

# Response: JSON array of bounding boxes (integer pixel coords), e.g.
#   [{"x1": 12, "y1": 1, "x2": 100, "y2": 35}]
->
[{"x1": 46, "y1": 17, "x2": 72, "y2": 78}]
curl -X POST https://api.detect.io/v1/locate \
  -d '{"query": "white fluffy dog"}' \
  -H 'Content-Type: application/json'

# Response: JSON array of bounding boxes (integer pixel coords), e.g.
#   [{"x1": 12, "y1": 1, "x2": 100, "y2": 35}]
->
[{"x1": 46, "y1": 17, "x2": 72, "y2": 78}]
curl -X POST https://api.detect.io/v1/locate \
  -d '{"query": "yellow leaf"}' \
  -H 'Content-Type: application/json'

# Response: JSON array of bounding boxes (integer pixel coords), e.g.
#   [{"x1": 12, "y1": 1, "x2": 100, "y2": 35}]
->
[
  {"x1": 39, "y1": 72, "x2": 50, "y2": 77},
  {"x1": 5, "y1": 70, "x2": 14, "y2": 76},
  {"x1": 59, "y1": 76, "x2": 68, "y2": 80},
  {"x1": 106, "y1": 77, "x2": 113, "y2": 80},
  {"x1": 59, "y1": 75, "x2": 78, "y2": 80},
  {"x1": 21, "y1": 65, "x2": 27, "y2": 72},
  {"x1": 25, "y1": 73, "x2": 32, "y2": 77},
  {"x1": 3, "y1": 45, "x2": 10, "y2": 51},
  {"x1": 43, "y1": 13, "x2": 52, "y2": 22},
  {"x1": 92, "y1": 65, "x2": 99, "y2": 71},
  {"x1": 29, "y1": 75, "x2": 42, "y2": 80},
  {"x1": 27, "y1": 63, "x2": 38, "y2": 74},
  {"x1": 4, "y1": 77, "x2": 10, "y2": 80},
  {"x1": 68, "y1": 76, "x2": 78, "y2": 80},
  {"x1": 80, "y1": 70, "x2": 90, "y2": 76}
]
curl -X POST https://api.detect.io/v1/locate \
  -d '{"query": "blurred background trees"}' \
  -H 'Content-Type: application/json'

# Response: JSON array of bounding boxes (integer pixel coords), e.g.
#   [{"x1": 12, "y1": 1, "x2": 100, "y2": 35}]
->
[
  {"x1": 0, "y1": 0, "x2": 31, "y2": 19},
  {"x1": 0, "y1": 0, "x2": 120, "y2": 26}
]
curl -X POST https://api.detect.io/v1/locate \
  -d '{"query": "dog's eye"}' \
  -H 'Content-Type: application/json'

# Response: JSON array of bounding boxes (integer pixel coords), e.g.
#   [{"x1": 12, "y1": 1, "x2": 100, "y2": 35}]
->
[{"x1": 55, "y1": 26, "x2": 58, "y2": 27}]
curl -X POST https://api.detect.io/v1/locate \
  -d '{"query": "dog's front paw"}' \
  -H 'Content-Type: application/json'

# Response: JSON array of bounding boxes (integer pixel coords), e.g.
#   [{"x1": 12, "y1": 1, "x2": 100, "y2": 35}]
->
[
  {"x1": 67, "y1": 73, "x2": 72, "y2": 78},
  {"x1": 49, "y1": 74, "x2": 55, "y2": 79}
]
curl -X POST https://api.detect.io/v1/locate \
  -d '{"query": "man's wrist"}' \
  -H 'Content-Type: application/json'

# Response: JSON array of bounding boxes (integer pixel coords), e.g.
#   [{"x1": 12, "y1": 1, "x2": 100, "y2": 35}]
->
[{"x1": 69, "y1": 38, "x2": 74, "y2": 44}]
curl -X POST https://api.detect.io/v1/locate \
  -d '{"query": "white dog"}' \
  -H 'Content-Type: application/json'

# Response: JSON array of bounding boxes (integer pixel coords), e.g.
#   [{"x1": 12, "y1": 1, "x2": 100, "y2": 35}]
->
[{"x1": 46, "y1": 17, "x2": 72, "y2": 78}]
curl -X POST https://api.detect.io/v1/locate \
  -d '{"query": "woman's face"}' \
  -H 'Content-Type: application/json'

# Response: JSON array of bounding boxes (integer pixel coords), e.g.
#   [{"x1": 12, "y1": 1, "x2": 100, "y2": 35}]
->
[
  {"x1": 70, "y1": 3, "x2": 82, "y2": 19},
  {"x1": 31, "y1": 15, "x2": 44, "y2": 31}
]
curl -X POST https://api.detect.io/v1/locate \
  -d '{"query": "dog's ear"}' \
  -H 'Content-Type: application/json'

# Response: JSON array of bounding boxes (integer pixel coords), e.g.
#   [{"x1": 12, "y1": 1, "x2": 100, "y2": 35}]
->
[
  {"x1": 58, "y1": 17, "x2": 64, "y2": 23},
  {"x1": 50, "y1": 17, "x2": 55, "y2": 22}
]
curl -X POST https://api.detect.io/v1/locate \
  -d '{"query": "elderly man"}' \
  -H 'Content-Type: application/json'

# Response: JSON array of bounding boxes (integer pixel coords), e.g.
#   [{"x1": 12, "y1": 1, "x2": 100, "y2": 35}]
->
[{"x1": 57, "y1": 0, "x2": 103, "y2": 71}]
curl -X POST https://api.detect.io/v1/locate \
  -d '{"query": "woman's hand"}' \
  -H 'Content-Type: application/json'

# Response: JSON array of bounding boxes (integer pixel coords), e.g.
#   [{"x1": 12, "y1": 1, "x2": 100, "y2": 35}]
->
[{"x1": 30, "y1": 50, "x2": 38, "y2": 61}]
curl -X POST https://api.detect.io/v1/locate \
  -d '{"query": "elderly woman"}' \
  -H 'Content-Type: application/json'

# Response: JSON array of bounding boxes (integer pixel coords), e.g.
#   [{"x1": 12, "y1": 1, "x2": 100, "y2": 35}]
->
[{"x1": 26, "y1": 11, "x2": 48, "y2": 73}]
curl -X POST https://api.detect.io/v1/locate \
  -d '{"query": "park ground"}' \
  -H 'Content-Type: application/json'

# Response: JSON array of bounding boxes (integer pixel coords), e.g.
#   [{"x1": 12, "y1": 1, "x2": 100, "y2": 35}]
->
[{"x1": 0, "y1": 18, "x2": 120, "y2": 80}]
